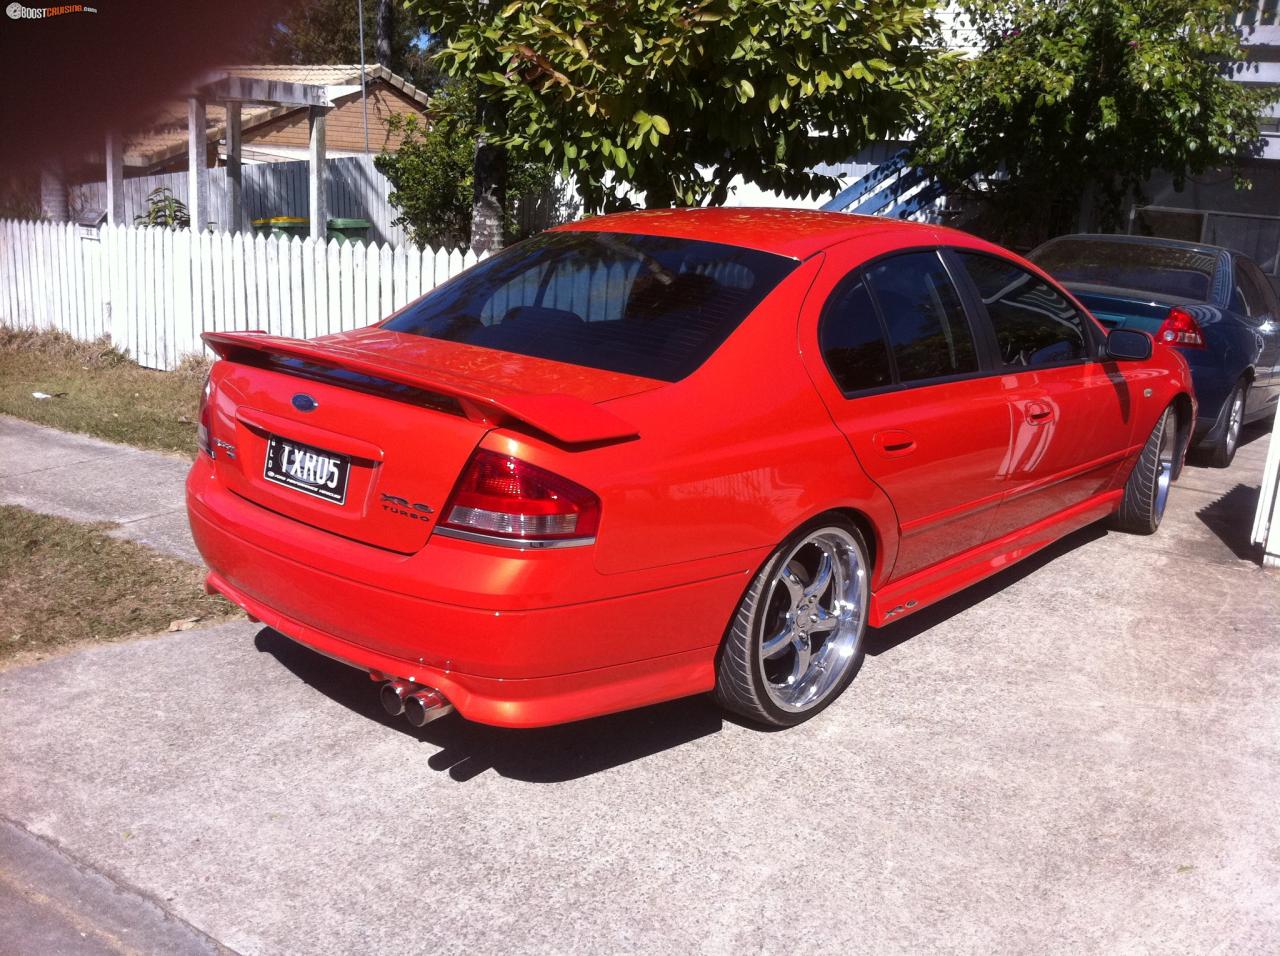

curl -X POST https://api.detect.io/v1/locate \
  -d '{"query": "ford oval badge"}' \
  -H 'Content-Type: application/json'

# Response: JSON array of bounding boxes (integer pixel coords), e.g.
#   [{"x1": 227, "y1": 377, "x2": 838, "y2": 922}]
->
[{"x1": 292, "y1": 393, "x2": 318, "y2": 413}]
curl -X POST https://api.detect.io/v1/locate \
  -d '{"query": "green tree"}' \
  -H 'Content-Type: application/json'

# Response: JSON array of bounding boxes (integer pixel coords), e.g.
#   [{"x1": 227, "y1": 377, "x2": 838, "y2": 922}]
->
[
  {"x1": 414, "y1": 0, "x2": 943, "y2": 213},
  {"x1": 913, "y1": 0, "x2": 1267, "y2": 246},
  {"x1": 375, "y1": 82, "x2": 570, "y2": 249},
  {"x1": 255, "y1": 0, "x2": 439, "y2": 92}
]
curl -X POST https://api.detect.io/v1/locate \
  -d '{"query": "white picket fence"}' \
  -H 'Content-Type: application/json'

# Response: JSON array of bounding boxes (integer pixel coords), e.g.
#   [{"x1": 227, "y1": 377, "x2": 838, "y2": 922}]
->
[{"x1": 0, "y1": 219, "x2": 481, "y2": 370}]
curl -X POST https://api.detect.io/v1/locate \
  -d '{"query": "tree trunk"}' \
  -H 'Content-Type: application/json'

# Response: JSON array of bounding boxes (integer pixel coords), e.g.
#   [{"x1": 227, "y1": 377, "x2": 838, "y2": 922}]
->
[
  {"x1": 375, "y1": 0, "x2": 393, "y2": 70},
  {"x1": 39, "y1": 160, "x2": 68, "y2": 222},
  {"x1": 643, "y1": 179, "x2": 676, "y2": 209},
  {"x1": 468, "y1": 0, "x2": 506, "y2": 253},
  {"x1": 471, "y1": 129, "x2": 507, "y2": 254}
]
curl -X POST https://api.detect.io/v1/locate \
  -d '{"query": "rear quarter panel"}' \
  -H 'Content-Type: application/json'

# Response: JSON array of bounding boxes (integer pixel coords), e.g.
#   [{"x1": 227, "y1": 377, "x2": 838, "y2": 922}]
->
[
  {"x1": 1183, "y1": 311, "x2": 1258, "y2": 424},
  {"x1": 1143, "y1": 343, "x2": 1198, "y2": 450}
]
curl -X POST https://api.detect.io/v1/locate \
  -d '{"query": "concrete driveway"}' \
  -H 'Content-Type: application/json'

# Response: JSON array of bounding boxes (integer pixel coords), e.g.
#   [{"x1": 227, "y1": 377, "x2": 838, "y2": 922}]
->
[{"x1": 2, "y1": 426, "x2": 1278, "y2": 954}]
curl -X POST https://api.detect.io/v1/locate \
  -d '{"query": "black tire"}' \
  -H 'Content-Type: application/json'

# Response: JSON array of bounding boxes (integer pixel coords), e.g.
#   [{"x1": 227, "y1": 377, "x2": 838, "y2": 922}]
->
[
  {"x1": 1205, "y1": 380, "x2": 1246, "y2": 469},
  {"x1": 714, "y1": 517, "x2": 870, "y2": 728},
  {"x1": 1113, "y1": 407, "x2": 1177, "y2": 535}
]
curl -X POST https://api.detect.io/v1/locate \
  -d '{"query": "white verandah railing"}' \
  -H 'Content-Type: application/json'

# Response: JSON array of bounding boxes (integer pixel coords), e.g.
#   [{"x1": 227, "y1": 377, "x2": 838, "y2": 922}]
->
[{"x1": 0, "y1": 219, "x2": 481, "y2": 370}]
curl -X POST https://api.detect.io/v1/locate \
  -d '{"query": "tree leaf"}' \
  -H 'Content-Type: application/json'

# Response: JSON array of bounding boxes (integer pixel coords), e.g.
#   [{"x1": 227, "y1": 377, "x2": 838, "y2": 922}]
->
[{"x1": 422, "y1": 0, "x2": 941, "y2": 213}]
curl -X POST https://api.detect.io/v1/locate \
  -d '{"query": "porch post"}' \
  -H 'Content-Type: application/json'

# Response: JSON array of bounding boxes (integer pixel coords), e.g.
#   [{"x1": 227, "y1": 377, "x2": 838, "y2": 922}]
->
[
  {"x1": 105, "y1": 130, "x2": 125, "y2": 226},
  {"x1": 187, "y1": 96, "x2": 209, "y2": 232},
  {"x1": 308, "y1": 105, "x2": 328, "y2": 241},
  {"x1": 226, "y1": 101, "x2": 242, "y2": 234}
]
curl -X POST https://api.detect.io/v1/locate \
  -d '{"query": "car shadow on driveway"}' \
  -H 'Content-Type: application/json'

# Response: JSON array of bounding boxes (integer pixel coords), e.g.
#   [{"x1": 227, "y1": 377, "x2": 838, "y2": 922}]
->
[
  {"x1": 1186, "y1": 419, "x2": 1271, "y2": 468},
  {"x1": 1238, "y1": 419, "x2": 1272, "y2": 452},
  {"x1": 864, "y1": 524, "x2": 1108, "y2": 657},
  {"x1": 253, "y1": 524, "x2": 1117, "y2": 779},
  {"x1": 253, "y1": 628, "x2": 724, "y2": 783},
  {"x1": 1195, "y1": 483, "x2": 1261, "y2": 563}
]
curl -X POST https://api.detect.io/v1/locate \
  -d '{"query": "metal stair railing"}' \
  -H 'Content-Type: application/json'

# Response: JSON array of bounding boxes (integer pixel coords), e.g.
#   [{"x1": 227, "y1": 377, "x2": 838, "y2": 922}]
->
[{"x1": 820, "y1": 148, "x2": 945, "y2": 221}]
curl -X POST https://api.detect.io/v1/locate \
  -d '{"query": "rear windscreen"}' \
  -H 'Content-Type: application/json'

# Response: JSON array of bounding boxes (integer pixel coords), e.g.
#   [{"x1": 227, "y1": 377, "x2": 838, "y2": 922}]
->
[
  {"x1": 382, "y1": 231, "x2": 798, "y2": 382},
  {"x1": 1031, "y1": 238, "x2": 1217, "y2": 301}
]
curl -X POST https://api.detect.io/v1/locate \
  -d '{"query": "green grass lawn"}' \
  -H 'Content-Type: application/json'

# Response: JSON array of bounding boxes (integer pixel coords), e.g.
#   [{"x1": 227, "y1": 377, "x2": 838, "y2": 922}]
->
[
  {"x1": 0, "y1": 505, "x2": 238, "y2": 669},
  {"x1": 0, "y1": 327, "x2": 206, "y2": 457}
]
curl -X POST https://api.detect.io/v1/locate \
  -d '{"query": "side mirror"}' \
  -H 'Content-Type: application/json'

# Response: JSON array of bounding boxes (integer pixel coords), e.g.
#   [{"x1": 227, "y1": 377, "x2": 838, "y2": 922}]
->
[{"x1": 1105, "y1": 329, "x2": 1152, "y2": 362}]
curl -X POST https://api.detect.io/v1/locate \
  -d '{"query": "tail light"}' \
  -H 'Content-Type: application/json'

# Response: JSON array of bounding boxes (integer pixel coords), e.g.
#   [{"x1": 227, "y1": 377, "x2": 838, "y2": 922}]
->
[
  {"x1": 197, "y1": 373, "x2": 214, "y2": 457},
  {"x1": 1156, "y1": 307, "x2": 1206, "y2": 348},
  {"x1": 441, "y1": 450, "x2": 601, "y2": 541}
]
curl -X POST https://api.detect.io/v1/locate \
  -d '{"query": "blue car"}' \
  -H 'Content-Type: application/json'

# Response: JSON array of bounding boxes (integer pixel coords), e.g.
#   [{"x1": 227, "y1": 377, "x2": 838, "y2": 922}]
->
[{"x1": 1030, "y1": 234, "x2": 1280, "y2": 466}]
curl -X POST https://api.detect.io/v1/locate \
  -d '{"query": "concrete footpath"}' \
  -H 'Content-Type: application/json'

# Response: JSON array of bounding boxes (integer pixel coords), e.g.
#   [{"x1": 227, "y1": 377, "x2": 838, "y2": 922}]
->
[
  {"x1": 0, "y1": 415, "x2": 198, "y2": 563},
  {"x1": 0, "y1": 416, "x2": 1277, "y2": 954}
]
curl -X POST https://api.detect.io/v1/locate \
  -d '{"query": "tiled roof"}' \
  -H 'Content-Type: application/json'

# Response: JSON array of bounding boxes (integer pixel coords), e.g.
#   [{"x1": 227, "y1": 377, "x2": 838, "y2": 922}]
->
[{"x1": 122, "y1": 64, "x2": 430, "y2": 168}]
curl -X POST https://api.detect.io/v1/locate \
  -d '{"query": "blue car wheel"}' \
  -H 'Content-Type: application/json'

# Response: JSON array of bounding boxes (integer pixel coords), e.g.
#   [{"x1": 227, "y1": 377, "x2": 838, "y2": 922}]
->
[{"x1": 1205, "y1": 380, "x2": 1246, "y2": 468}]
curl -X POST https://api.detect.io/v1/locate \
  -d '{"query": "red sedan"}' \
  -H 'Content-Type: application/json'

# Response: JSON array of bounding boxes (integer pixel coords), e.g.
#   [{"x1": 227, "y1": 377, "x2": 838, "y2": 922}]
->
[{"x1": 187, "y1": 209, "x2": 1195, "y2": 729}]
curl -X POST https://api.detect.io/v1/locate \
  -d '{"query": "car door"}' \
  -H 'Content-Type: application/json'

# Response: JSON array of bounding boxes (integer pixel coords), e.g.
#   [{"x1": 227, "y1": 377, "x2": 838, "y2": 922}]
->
[
  {"x1": 949, "y1": 250, "x2": 1142, "y2": 537},
  {"x1": 1234, "y1": 257, "x2": 1280, "y2": 408},
  {"x1": 800, "y1": 246, "x2": 1013, "y2": 582}
]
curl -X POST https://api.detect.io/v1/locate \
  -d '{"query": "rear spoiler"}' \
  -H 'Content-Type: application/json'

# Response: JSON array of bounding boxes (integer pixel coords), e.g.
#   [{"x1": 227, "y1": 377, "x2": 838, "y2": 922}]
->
[{"x1": 202, "y1": 331, "x2": 639, "y2": 445}]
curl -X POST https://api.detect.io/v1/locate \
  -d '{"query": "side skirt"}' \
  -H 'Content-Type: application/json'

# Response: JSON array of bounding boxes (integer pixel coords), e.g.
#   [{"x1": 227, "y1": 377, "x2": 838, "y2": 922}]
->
[{"x1": 868, "y1": 490, "x2": 1122, "y2": 627}]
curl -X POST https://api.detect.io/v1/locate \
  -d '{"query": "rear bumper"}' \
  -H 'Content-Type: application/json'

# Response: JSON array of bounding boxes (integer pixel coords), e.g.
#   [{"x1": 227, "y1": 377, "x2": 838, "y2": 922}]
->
[
  {"x1": 187, "y1": 464, "x2": 745, "y2": 727},
  {"x1": 206, "y1": 570, "x2": 715, "y2": 727}
]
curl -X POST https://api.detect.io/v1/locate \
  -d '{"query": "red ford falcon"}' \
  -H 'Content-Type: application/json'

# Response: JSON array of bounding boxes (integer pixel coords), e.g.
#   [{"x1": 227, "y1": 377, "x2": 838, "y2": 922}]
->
[{"x1": 187, "y1": 209, "x2": 1194, "y2": 729}]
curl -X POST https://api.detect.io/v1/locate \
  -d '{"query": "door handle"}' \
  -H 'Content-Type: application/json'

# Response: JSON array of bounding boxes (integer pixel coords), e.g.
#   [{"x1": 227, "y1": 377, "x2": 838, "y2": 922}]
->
[
  {"x1": 1024, "y1": 402, "x2": 1054, "y2": 425},
  {"x1": 872, "y1": 429, "x2": 916, "y2": 457}
]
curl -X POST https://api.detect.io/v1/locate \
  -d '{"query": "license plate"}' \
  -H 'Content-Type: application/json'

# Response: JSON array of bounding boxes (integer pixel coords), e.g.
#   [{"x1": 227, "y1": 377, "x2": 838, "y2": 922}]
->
[{"x1": 263, "y1": 435, "x2": 351, "y2": 505}]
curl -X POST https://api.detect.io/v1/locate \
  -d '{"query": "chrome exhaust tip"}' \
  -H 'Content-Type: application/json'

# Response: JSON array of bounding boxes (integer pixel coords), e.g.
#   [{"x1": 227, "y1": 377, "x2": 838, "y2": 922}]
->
[
  {"x1": 403, "y1": 688, "x2": 453, "y2": 727},
  {"x1": 379, "y1": 679, "x2": 417, "y2": 717}
]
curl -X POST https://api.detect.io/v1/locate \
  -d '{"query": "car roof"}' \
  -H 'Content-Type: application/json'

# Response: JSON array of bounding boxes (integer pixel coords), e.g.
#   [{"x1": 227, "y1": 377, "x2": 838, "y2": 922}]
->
[{"x1": 552, "y1": 207, "x2": 944, "y2": 259}]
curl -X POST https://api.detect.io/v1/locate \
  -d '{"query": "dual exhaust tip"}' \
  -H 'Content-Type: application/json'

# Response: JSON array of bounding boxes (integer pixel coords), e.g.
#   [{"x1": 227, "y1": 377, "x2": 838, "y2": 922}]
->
[{"x1": 379, "y1": 679, "x2": 454, "y2": 727}]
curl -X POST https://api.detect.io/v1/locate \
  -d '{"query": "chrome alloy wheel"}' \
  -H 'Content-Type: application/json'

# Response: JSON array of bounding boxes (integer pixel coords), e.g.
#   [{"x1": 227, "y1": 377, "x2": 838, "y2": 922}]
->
[
  {"x1": 1225, "y1": 389, "x2": 1244, "y2": 458},
  {"x1": 1154, "y1": 413, "x2": 1178, "y2": 521},
  {"x1": 756, "y1": 527, "x2": 867, "y2": 713}
]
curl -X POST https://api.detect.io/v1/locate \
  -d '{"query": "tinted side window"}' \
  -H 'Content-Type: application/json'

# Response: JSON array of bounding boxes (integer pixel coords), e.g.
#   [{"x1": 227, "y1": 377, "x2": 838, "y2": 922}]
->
[
  {"x1": 959, "y1": 253, "x2": 1089, "y2": 367},
  {"x1": 819, "y1": 277, "x2": 893, "y2": 393},
  {"x1": 384, "y1": 232, "x2": 797, "y2": 382},
  {"x1": 1229, "y1": 282, "x2": 1248, "y2": 315},
  {"x1": 1235, "y1": 260, "x2": 1274, "y2": 317},
  {"x1": 865, "y1": 251, "x2": 978, "y2": 382}
]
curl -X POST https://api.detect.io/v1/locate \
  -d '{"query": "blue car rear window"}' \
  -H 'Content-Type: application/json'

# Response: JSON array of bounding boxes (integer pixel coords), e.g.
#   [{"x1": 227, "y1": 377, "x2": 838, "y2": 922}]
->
[
  {"x1": 1031, "y1": 239, "x2": 1216, "y2": 301},
  {"x1": 383, "y1": 231, "x2": 798, "y2": 382}
]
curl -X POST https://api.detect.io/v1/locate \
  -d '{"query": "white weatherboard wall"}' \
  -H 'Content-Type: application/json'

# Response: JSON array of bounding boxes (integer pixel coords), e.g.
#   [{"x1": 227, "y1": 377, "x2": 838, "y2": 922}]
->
[
  {"x1": 0, "y1": 219, "x2": 480, "y2": 370},
  {"x1": 1251, "y1": 409, "x2": 1280, "y2": 567}
]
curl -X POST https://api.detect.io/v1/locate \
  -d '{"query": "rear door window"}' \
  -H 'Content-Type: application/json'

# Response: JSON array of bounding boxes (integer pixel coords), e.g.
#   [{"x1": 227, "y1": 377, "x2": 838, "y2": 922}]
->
[
  {"x1": 818, "y1": 277, "x2": 893, "y2": 393},
  {"x1": 957, "y1": 253, "x2": 1090, "y2": 368},
  {"x1": 817, "y1": 250, "x2": 979, "y2": 393},
  {"x1": 865, "y1": 251, "x2": 979, "y2": 382}
]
